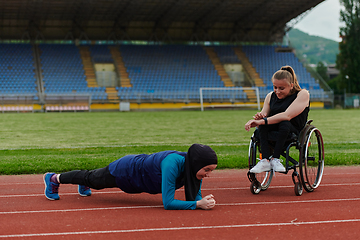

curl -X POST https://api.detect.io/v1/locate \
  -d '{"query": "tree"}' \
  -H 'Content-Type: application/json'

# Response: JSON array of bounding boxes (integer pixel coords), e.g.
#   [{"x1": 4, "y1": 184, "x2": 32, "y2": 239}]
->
[
  {"x1": 327, "y1": 75, "x2": 343, "y2": 94},
  {"x1": 336, "y1": 0, "x2": 360, "y2": 93},
  {"x1": 316, "y1": 61, "x2": 329, "y2": 82}
]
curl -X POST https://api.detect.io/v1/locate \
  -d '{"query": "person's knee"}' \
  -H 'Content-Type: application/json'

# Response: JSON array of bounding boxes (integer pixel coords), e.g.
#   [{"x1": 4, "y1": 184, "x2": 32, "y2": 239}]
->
[{"x1": 87, "y1": 167, "x2": 116, "y2": 190}]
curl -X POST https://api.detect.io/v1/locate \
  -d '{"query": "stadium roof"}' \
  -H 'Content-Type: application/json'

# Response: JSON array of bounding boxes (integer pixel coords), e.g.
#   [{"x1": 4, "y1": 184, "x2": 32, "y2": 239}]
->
[{"x1": 0, "y1": 0, "x2": 324, "y2": 43}]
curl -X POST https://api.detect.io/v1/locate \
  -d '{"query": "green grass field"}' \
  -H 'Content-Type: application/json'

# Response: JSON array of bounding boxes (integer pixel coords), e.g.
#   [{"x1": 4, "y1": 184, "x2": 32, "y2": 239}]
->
[{"x1": 0, "y1": 109, "x2": 359, "y2": 175}]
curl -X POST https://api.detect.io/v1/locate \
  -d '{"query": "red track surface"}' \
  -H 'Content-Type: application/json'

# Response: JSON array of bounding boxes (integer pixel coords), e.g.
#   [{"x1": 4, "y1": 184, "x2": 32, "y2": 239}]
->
[{"x1": 0, "y1": 166, "x2": 359, "y2": 239}]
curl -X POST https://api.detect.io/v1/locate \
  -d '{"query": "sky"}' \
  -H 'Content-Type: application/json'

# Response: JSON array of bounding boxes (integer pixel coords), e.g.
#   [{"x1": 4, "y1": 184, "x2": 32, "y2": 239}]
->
[{"x1": 293, "y1": 0, "x2": 344, "y2": 42}]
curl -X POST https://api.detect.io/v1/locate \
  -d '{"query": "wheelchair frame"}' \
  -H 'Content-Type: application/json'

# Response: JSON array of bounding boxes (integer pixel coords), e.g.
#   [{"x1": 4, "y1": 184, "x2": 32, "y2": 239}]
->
[{"x1": 247, "y1": 120, "x2": 324, "y2": 196}]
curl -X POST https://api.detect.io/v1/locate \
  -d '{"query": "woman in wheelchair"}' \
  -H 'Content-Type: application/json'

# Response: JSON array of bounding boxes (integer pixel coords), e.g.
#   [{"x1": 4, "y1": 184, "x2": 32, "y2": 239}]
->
[{"x1": 245, "y1": 65, "x2": 310, "y2": 173}]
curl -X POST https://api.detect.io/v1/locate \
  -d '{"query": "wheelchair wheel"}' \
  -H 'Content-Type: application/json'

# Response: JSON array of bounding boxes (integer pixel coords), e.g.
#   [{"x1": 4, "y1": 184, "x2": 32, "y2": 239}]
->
[
  {"x1": 248, "y1": 134, "x2": 273, "y2": 191},
  {"x1": 299, "y1": 127, "x2": 324, "y2": 192},
  {"x1": 294, "y1": 182, "x2": 303, "y2": 196},
  {"x1": 250, "y1": 181, "x2": 261, "y2": 194}
]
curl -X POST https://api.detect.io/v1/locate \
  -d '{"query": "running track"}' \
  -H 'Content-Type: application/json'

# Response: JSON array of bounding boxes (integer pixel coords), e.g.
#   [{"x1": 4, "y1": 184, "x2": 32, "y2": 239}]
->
[{"x1": 0, "y1": 166, "x2": 359, "y2": 239}]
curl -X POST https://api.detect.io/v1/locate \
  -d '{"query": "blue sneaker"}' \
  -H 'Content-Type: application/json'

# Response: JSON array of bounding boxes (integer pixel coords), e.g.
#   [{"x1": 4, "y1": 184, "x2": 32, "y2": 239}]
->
[
  {"x1": 78, "y1": 185, "x2": 92, "y2": 197},
  {"x1": 44, "y1": 173, "x2": 60, "y2": 200}
]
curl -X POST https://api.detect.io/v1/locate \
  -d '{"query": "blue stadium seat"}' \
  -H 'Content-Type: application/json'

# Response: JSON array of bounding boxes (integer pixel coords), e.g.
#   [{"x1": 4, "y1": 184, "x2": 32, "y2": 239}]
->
[
  {"x1": 117, "y1": 45, "x2": 242, "y2": 101},
  {"x1": 0, "y1": 44, "x2": 38, "y2": 96},
  {"x1": 213, "y1": 46, "x2": 241, "y2": 64},
  {"x1": 39, "y1": 44, "x2": 106, "y2": 100},
  {"x1": 242, "y1": 45, "x2": 323, "y2": 100},
  {"x1": 88, "y1": 45, "x2": 114, "y2": 63}
]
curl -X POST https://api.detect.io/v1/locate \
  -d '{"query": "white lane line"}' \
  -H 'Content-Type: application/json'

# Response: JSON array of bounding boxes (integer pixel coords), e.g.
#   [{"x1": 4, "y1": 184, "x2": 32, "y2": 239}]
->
[
  {"x1": 0, "y1": 169, "x2": 358, "y2": 185},
  {"x1": 1, "y1": 197, "x2": 360, "y2": 215},
  {"x1": 0, "y1": 205, "x2": 164, "y2": 215},
  {"x1": 0, "y1": 191, "x2": 125, "y2": 198},
  {"x1": 1, "y1": 182, "x2": 359, "y2": 198},
  {"x1": 0, "y1": 219, "x2": 359, "y2": 238},
  {"x1": 217, "y1": 197, "x2": 360, "y2": 206}
]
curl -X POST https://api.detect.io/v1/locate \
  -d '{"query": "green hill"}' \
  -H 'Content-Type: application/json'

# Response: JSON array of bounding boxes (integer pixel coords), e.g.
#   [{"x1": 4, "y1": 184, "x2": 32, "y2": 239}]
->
[{"x1": 287, "y1": 28, "x2": 339, "y2": 65}]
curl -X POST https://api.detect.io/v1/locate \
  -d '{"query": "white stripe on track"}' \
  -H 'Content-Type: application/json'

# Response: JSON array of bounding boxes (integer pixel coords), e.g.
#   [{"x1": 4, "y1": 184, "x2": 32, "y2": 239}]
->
[
  {"x1": 0, "y1": 170, "x2": 357, "y2": 186},
  {"x1": 0, "y1": 205, "x2": 163, "y2": 215},
  {"x1": 0, "y1": 191, "x2": 124, "y2": 198},
  {"x1": 0, "y1": 219, "x2": 359, "y2": 238},
  {"x1": 1, "y1": 197, "x2": 360, "y2": 215},
  {"x1": 0, "y1": 182, "x2": 359, "y2": 198},
  {"x1": 217, "y1": 197, "x2": 360, "y2": 206}
]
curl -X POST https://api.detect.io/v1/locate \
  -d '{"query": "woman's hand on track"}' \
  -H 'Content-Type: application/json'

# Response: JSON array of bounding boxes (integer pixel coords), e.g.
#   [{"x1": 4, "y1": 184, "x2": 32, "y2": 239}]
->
[{"x1": 196, "y1": 194, "x2": 216, "y2": 210}]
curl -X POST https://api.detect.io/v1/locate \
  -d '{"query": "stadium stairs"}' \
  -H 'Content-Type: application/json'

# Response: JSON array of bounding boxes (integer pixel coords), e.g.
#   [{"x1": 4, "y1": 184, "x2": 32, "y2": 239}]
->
[
  {"x1": 233, "y1": 47, "x2": 265, "y2": 87},
  {"x1": 105, "y1": 87, "x2": 119, "y2": 103},
  {"x1": 109, "y1": 46, "x2": 132, "y2": 88},
  {"x1": 233, "y1": 47, "x2": 265, "y2": 102},
  {"x1": 87, "y1": 45, "x2": 119, "y2": 103},
  {"x1": 78, "y1": 46, "x2": 98, "y2": 88},
  {"x1": 203, "y1": 47, "x2": 234, "y2": 87},
  {"x1": 81, "y1": 45, "x2": 119, "y2": 103}
]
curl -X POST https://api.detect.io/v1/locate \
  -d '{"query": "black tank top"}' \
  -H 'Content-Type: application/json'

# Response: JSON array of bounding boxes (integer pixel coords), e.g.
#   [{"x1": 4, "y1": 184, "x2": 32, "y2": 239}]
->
[{"x1": 269, "y1": 91, "x2": 309, "y2": 131}]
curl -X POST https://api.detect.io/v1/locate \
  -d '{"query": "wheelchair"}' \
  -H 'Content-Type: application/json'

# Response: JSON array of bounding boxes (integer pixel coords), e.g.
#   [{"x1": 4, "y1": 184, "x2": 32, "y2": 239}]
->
[{"x1": 247, "y1": 120, "x2": 324, "y2": 196}]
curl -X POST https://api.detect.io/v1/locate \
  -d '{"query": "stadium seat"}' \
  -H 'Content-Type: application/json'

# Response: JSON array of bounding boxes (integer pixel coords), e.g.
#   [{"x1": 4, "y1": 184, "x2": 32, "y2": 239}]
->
[
  {"x1": 39, "y1": 44, "x2": 106, "y2": 101},
  {"x1": 0, "y1": 44, "x2": 38, "y2": 96},
  {"x1": 117, "y1": 44, "x2": 238, "y2": 101},
  {"x1": 242, "y1": 45, "x2": 323, "y2": 100}
]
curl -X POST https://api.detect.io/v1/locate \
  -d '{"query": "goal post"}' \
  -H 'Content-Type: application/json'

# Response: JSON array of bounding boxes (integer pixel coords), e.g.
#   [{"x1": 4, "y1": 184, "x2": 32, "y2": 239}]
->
[{"x1": 199, "y1": 87, "x2": 261, "y2": 111}]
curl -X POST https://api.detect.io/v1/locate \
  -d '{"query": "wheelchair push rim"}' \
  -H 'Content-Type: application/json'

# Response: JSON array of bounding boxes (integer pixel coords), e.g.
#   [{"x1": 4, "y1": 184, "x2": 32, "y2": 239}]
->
[{"x1": 300, "y1": 127, "x2": 324, "y2": 192}]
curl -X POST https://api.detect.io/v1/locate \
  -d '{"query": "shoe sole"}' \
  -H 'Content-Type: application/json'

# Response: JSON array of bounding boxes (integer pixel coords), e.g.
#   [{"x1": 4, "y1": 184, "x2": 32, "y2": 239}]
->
[
  {"x1": 272, "y1": 167, "x2": 286, "y2": 172},
  {"x1": 79, "y1": 193, "x2": 91, "y2": 197},
  {"x1": 43, "y1": 172, "x2": 59, "y2": 200},
  {"x1": 78, "y1": 185, "x2": 92, "y2": 197},
  {"x1": 249, "y1": 170, "x2": 271, "y2": 173}
]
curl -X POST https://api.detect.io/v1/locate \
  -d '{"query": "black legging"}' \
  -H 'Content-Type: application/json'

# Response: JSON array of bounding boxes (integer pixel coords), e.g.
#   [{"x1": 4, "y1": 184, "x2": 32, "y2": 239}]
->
[
  {"x1": 59, "y1": 166, "x2": 117, "y2": 190},
  {"x1": 258, "y1": 120, "x2": 299, "y2": 159}
]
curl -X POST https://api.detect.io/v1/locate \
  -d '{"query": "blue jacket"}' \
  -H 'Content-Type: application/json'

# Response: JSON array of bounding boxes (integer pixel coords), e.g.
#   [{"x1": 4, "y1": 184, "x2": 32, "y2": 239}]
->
[{"x1": 108, "y1": 151, "x2": 202, "y2": 210}]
